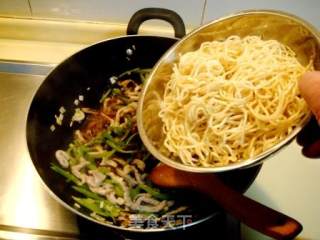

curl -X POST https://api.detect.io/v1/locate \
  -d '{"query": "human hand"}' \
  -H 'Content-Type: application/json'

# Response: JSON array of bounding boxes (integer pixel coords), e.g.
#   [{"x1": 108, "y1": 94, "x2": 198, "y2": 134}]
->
[{"x1": 297, "y1": 71, "x2": 320, "y2": 157}]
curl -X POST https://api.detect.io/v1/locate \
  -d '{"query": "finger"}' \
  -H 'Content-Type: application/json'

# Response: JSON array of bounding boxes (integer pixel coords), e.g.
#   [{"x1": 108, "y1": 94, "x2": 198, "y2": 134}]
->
[
  {"x1": 302, "y1": 138, "x2": 320, "y2": 158},
  {"x1": 296, "y1": 116, "x2": 320, "y2": 146},
  {"x1": 299, "y1": 71, "x2": 320, "y2": 124}
]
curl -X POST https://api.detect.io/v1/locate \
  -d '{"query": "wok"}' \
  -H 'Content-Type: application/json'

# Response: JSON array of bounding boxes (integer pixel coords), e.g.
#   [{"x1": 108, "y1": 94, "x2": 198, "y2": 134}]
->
[{"x1": 26, "y1": 8, "x2": 261, "y2": 237}]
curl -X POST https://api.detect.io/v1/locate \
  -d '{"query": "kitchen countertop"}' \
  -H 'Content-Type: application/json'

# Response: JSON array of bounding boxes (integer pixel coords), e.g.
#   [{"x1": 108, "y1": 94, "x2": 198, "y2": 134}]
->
[
  {"x1": 0, "y1": 16, "x2": 320, "y2": 240},
  {"x1": 0, "y1": 71, "x2": 79, "y2": 240},
  {"x1": 242, "y1": 143, "x2": 320, "y2": 240},
  {"x1": 0, "y1": 16, "x2": 178, "y2": 64}
]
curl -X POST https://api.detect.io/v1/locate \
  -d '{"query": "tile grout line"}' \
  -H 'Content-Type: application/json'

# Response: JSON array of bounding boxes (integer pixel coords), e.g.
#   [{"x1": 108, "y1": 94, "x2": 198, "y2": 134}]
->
[
  {"x1": 27, "y1": 0, "x2": 33, "y2": 16},
  {"x1": 200, "y1": 0, "x2": 207, "y2": 25}
]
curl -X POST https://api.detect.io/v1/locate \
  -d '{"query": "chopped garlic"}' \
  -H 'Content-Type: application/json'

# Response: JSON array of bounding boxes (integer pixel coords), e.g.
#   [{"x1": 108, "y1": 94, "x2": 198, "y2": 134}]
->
[
  {"x1": 74, "y1": 203, "x2": 81, "y2": 209},
  {"x1": 55, "y1": 113, "x2": 64, "y2": 126},
  {"x1": 110, "y1": 76, "x2": 117, "y2": 84},
  {"x1": 59, "y1": 106, "x2": 66, "y2": 113},
  {"x1": 50, "y1": 125, "x2": 56, "y2": 132},
  {"x1": 70, "y1": 108, "x2": 85, "y2": 127},
  {"x1": 126, "y1": 48, "x2": 133, "y2": 56}
]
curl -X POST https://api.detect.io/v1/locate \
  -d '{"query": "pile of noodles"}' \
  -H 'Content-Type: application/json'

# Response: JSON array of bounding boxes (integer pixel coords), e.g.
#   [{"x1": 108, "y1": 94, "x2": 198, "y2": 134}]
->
[{"x1": 159, "y1": 35, "x2": 312, "y2": 167}]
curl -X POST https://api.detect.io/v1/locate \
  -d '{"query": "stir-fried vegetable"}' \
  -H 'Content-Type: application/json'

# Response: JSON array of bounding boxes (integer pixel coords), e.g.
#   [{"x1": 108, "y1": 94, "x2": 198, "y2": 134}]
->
[
  {"x1": 52, "y1": 69, "x2": 188, "y2": 228},
  {"x1": 51, "y1": 164, "x2": 80, "y2": 185},
  {"x1": 72, "y1": 185, "x2": 104, "y2": 200},
  {"x1": 73, "y1": 197, "x2": 121, "y2": 219},
  {"x1": 138, "y1": 183, "x2": 170, "y2": 201}
]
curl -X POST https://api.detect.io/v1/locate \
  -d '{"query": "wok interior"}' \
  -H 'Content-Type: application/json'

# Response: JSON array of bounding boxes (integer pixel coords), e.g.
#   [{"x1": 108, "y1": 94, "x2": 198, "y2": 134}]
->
[{"x1": 26, "y1": 36, "x2": 261, "y2": 230}]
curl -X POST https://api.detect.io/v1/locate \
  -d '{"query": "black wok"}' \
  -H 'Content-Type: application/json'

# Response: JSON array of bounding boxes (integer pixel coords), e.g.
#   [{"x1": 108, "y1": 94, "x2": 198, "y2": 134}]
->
[{"x1": 26, "y1": 8, "x2": 261, "y2": 237}]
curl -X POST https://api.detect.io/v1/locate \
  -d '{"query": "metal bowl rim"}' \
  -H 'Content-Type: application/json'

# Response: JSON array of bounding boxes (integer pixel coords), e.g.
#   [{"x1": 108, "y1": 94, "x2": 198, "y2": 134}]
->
[{"x1": 137, "y1": 9, "x2": 319, "y2": 173}]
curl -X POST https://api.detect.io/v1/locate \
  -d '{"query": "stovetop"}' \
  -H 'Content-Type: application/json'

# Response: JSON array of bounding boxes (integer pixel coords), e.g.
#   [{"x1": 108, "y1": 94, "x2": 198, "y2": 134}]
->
[
  {"x1": 0, "y1": 68, "x2": 78, "y2": 240},
  {"x1": 0, "y1": 62, "x2": 241, "y2": 240}
]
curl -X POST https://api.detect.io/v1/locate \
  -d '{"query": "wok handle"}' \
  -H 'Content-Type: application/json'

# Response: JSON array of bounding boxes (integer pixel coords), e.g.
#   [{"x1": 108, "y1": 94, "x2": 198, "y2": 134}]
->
[
  {"x1": 190, "y1": 173, "x2": 303, "y2": 240},
  {"x1": 126, "y1": 8, "x2": 186, "y2": 38}
]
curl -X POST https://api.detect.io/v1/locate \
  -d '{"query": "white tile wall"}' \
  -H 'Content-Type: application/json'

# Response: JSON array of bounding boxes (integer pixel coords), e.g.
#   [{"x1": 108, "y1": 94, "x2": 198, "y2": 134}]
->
[
  {"x1": 203, "y1": 0, "x2": 320, "y2": 29},
  {"x1": 1, "y1": 1, "x2": 319, "y2": 30},
  {"x1": 29, "y1": 0, "x2": 205, "y2": 27},
  {"x1": 0, "y1": 0, "x2": 31, "y2": 17}
]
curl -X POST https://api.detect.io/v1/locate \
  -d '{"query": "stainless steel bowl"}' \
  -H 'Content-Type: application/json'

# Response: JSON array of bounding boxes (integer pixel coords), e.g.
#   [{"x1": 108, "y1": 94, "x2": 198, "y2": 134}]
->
[{"x1": 137, "y1": 9, "x2": 320, "y2": 173}]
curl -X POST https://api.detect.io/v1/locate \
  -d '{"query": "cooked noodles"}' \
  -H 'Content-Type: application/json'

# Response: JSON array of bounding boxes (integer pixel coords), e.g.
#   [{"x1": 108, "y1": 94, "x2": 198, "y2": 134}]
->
[{"x1": 159, "y1": 35, "x2": 312, "y2": 167}]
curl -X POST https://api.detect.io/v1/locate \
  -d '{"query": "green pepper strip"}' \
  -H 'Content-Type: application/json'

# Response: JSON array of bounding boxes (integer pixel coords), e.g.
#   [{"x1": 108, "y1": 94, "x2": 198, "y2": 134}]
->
[
  {"x1": 73, "y1": 197, "x2": 120, "y2": 218},
  {"x1": 124, "y1": 132, "x2": 137, "y2": 146},
  {"x1": 142, "y1": 152, "x2": 151, "y2": 162},
  {"x1": 111, "y1": 126, "x2": 126, "y2": 136},
  {"x1": 51, "y1": 164, "x2": 80, "y2": 185},
  {"x1": 73, "y1": 186, "x2": 104, "y2": 200},
  {"x1": 118, "y1": 120, "x2": 132, "y2": 141},
  {"x1": 117, "y1": 67, "x2": 140, "y2": 79},
  {"x1": 138, "y1": 183, "x2": 170, "y2": 200},
  {"x1": 139, "y1": 69, "x2": 151, "y2": 84},
  {"x1": 97, "y1": 166, "x2": 110, "y2": 175},
  {"x1": 129, "y1": 186, "x2": 141, "y2": 199},
  {"x1": 86, "y1": 129, "x2": 111, "y2": 146},
  {"x1": 106, "y1": 140, "x2": 136, "y2": 153},
  {"x1": 105, "y1": 179, "x2": 124, "y2": 197},
  {"x1": 117, "y1": 95, "x2": 130, "y2": 104},
  {"x1": 87, "y1": 163, "x2": 97, "y2": 170},
  {"x1": 87, "y1": 149, "x2": 115, "y2": 159},
  {"x1": 99, "y1": 89, "x2": 112, "y2": 103},
  {"x1": 68, "y1": 144, "x2": 89, "y2": 159}
]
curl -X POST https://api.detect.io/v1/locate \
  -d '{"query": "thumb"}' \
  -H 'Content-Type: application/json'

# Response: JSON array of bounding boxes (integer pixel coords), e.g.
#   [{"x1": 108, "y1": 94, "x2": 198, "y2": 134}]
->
[{"x1": 299, "y1": 71, "x2": 320, "y2": 124}]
